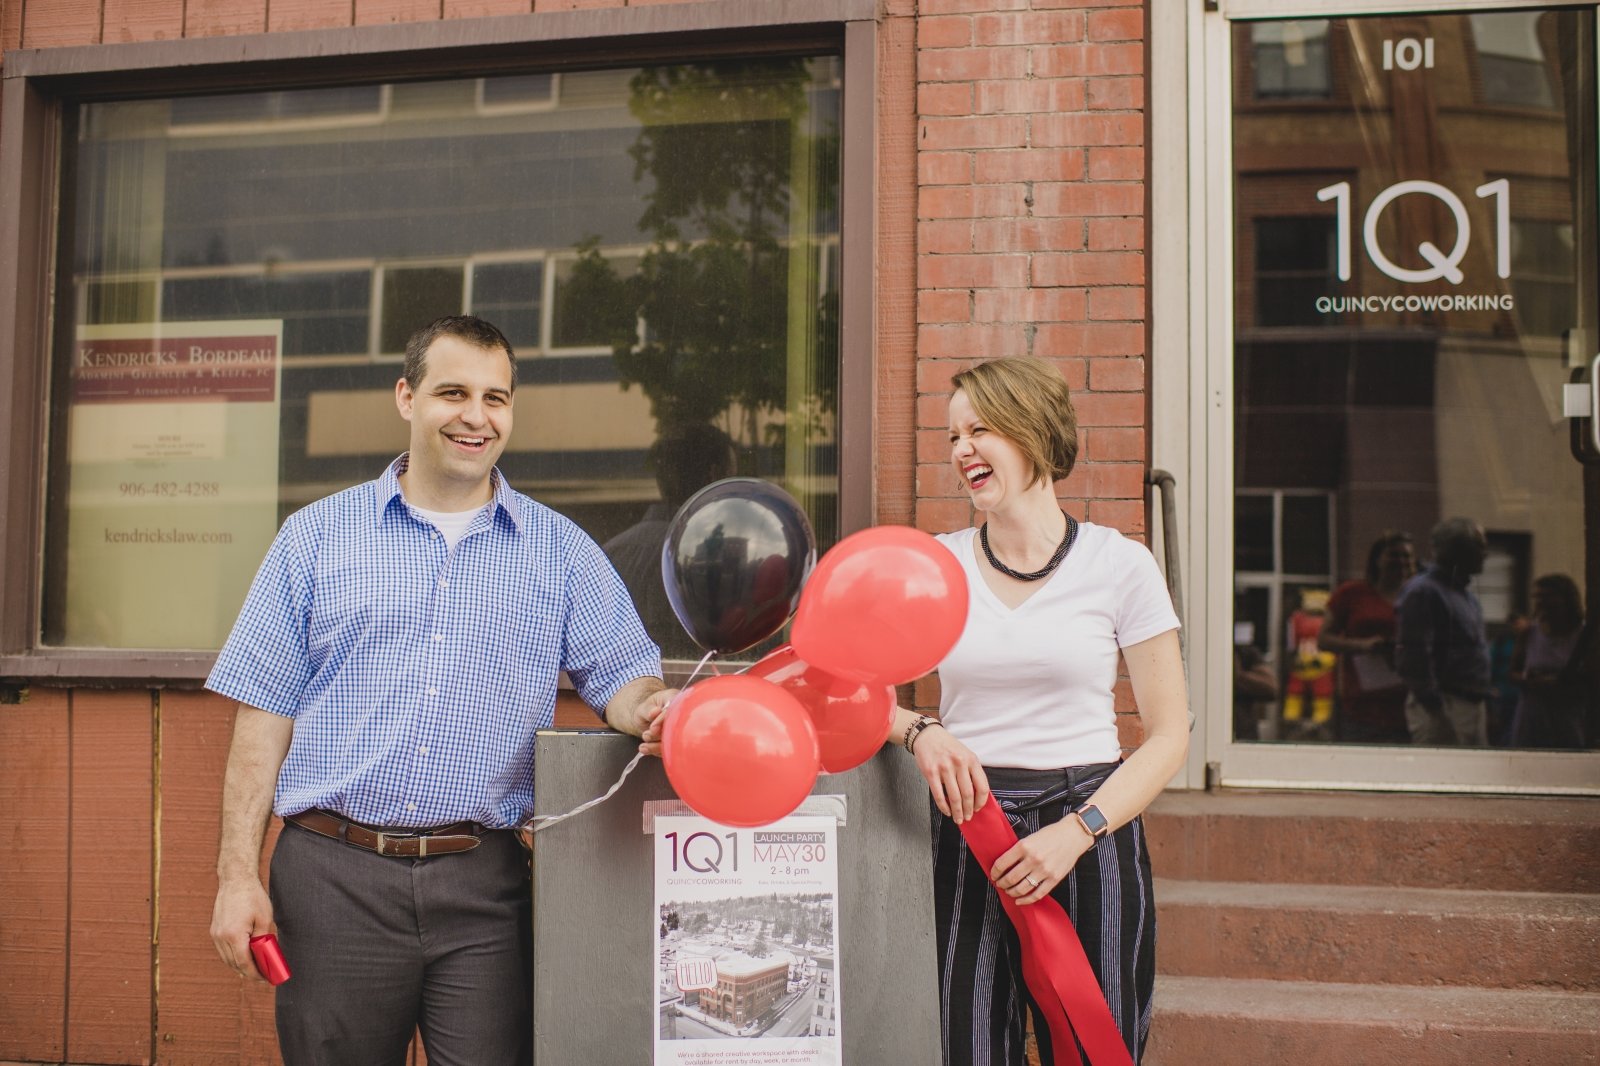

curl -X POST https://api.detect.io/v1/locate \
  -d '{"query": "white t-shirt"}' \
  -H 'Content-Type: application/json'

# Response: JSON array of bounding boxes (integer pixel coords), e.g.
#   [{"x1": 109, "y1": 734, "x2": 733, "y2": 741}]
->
[
  {"x1": 411, "y1": 503, "x2": 488, "y2": 551},
  {"x1": 935, "y1": 522, "x2": 1180, "y2": 769}
]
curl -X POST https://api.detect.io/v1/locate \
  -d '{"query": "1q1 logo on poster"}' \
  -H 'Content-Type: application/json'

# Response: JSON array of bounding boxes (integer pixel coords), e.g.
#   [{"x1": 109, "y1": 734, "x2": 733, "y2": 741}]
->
[{"x1": 1313, "y1": 179, "x2": 1516, "y2": 316}]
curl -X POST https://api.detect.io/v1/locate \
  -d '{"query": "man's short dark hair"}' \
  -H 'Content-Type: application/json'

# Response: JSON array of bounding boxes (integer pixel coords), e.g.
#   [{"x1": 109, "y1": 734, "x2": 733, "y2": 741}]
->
[{"x1": 403, "y1": 316, "x2": 516, "y2": 391}]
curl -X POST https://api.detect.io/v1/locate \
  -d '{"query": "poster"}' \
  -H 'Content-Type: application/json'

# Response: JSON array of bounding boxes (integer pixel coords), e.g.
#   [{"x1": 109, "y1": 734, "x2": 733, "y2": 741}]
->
[
  {"x1": 654, "y1": 814, "x2": 842, "y2": 1066},
  {"x1": 63, "y1": 321, "x2": 283, "y2": 649}
]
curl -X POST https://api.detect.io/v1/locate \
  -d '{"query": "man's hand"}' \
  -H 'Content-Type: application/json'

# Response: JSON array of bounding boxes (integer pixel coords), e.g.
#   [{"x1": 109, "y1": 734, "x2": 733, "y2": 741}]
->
[
  {"x1": 604, "y1": 677, "x2": 678, "y2": 755},
  {"x1": 635, "y1": 687, "x2": 678, "y2": 757},
  {"x1": 213, "y1": 705, "x2": 292, "y2": 978},
  {"x1": 211, "y1": 877, "x2": 274, "y2": 981}
]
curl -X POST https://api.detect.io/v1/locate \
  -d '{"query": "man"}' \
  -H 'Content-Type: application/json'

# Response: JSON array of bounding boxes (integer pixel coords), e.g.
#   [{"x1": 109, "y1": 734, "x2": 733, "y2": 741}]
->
[
  {"x1": 1394, "y1": 517, "x2": 1492, "y2": 746},
  {"x1": 208, "y1": 315, "x2": 673, "y2": 1065}
]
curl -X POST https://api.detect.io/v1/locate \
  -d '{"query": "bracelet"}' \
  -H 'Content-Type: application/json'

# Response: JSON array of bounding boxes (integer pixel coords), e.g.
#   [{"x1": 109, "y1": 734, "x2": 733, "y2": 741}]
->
[{"x1": 903, "y1": 715, "x2": 942, "y2": 753}]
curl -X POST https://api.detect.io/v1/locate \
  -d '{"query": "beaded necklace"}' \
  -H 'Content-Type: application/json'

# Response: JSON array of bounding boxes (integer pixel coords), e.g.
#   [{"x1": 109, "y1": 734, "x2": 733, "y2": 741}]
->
[{"x1": 979, "y1": 511, "x2": 1078, "y2": 582}]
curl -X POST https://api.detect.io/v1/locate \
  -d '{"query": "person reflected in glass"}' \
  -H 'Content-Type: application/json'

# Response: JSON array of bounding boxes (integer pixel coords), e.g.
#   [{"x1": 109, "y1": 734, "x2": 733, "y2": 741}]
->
[
  {"x1": 1394, "y1": 518, "x2": 1492, "y2": 746},
  {"x1": 1319, "y1": 531, "x2": 1416, "y2": 744},
  {"x1": 603, "y1": 423, "x2": 736, "y2": 662},
  {"x1": 1233, "y1": 642, "x2": 1278, "y2": 742},
  {"x1": 1510, "y1": 574, "x2": 1587, "y2": 749},
  {"x1": 889, "y1": 357, "x2": 1190, "y2": 1065}
]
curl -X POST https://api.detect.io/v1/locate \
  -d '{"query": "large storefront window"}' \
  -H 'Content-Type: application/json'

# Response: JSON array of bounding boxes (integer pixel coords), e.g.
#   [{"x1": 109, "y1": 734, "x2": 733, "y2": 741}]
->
[
  {"x1": 45, "y1": 59, "x2": 842, "y2": 657},
  {"x1": 1231, "y1": 10, "x2": 1598, "y2": 752}
]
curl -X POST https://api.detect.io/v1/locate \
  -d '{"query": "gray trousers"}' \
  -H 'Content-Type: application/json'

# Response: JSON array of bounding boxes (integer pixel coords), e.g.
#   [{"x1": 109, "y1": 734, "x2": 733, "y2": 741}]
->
[
  {"x1": 269, "y1": 821, "x2": 532, "y2": 1066},
  {"x1": 1404, "y1": 692, "x2": 1488, "y2": 746}
]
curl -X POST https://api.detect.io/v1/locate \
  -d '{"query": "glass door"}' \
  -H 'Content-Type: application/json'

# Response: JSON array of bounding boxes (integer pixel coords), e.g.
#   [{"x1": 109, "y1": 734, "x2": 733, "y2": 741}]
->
[{"x1": 1213, "y1": 2, "x2": 1600, "y2": 791}]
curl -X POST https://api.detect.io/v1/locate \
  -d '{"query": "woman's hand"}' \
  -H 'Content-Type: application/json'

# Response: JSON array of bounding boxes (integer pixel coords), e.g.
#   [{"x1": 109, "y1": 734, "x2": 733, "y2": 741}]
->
[
  {"x1": 912, "y1": 724, "x2": 990, "y2": 824},
  {"x1": 990, "y1": 818, "x2": 1093, "y2": 905}
]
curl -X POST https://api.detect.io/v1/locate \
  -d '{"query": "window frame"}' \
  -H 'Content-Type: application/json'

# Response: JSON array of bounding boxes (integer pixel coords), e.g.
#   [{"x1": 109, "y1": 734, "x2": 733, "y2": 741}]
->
[{"x1": 0, "y1": 0, "x2": 878, "y2": 683}]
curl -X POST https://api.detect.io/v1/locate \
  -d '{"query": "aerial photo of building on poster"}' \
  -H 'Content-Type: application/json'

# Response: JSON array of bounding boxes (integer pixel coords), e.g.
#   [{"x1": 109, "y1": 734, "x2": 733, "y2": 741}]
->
[
  {"x1": 63, "y1": 321, "x2": 283, "y2": 649},
  {"x1": 654, "y1": 815, "x2": 842, "y2": 1066}
]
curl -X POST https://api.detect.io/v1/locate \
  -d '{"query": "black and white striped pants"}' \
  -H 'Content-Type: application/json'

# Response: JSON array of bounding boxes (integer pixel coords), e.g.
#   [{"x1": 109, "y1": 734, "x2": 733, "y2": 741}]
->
[{"x1": 932, "y1": 763, "x2": 1156, "y2": 1066}]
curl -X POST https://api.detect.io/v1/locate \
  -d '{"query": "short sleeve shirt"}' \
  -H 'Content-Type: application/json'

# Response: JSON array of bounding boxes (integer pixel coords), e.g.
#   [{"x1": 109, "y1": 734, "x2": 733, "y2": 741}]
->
[
  {"x1": 934, "y1": 522, "x2": 1180, "y2": 769},
  {"x1": 206, "y1": 456, "x2": 662, "y2": 828}
]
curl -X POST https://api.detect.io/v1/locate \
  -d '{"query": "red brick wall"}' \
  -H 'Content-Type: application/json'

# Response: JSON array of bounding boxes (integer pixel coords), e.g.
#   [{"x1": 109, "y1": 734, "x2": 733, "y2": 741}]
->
[
  {"x1": 910, "y1": 0, "x2": 1149, "y2": 724},
  {"x1": 912, "y1": 0, "x2": 1148, "y2": 543}
]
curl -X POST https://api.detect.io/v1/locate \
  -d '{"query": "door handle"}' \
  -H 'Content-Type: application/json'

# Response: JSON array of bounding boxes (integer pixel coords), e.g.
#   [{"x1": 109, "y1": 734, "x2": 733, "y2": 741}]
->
[
  {"x1": 1565, "y1": 354, "x2": 1600, "y2": 463},
  {"x1": 1593, "y1": 353, "x2": 1600, "y2": 456}
]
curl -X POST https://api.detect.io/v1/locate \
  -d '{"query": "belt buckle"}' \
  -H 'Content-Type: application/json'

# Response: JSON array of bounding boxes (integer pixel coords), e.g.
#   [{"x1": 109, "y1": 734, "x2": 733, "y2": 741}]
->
[{"x1": 372, "y1": 828, "x2": 431, "y2": 858}]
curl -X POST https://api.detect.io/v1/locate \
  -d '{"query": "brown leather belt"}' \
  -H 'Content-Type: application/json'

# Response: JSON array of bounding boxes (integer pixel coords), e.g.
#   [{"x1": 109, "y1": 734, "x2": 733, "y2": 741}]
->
[{"x1": 285, "y1": 809, "x2": 487, "y2": 858}]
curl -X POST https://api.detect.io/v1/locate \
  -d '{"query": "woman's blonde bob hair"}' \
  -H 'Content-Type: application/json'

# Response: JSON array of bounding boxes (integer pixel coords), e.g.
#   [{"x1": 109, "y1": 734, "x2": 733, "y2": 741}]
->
[{"x1": 950, "y1": 357, "x2": 1079, "y2": 489}]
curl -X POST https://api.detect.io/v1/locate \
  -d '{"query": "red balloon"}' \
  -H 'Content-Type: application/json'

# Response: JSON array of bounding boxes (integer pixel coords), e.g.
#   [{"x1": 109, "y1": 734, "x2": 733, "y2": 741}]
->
[
  {"x1": 661, "y1": 674, "x2": 820, "y2": 827},
  {"x1": 747, "y1": 645, "x2": 896, "y2": 774},
  {"x1": 790, "y1": 525, "x2": 969, "y2": 687}
]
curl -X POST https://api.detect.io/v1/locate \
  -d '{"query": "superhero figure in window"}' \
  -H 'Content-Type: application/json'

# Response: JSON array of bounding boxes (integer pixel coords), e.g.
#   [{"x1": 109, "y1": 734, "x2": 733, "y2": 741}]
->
[{"x1": 1283, "y1": 588, "x2": 1336, "y2": 737}]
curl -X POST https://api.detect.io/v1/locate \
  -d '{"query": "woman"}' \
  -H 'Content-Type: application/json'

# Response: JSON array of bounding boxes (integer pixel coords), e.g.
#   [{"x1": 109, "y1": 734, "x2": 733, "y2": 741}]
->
[
  {"x1": 1511, "y1": 574, "x2": 1586, "y2": 749},
  {"x1": 890, "y1": 357, "x2": 1189, "y2": 1065},
  {"x1": 1318, "y1": 531, "x2": 1416, "y2": 744}
]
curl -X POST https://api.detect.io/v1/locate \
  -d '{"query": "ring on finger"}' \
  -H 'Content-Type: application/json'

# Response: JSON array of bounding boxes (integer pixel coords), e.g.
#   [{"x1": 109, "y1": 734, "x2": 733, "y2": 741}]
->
[{"x1": 1025, "y1": 875, "x2": 1041, "y2": 889}]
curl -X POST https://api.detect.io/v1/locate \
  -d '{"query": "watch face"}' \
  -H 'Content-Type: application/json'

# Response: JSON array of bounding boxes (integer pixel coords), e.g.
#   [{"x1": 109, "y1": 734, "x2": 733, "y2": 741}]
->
[{"x1": 1078, "y1": 805, "x2": 1110, "y2": 837}]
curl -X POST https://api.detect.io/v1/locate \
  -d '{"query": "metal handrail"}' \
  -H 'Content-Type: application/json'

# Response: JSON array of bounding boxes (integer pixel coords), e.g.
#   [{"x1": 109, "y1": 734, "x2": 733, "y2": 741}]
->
[
  {"x1": 1148, "y1": 469, "x2": 1184, "y2": 631},
  {"x1": 1148, "y1": 469, "x2": 1195, "y2": 733}
]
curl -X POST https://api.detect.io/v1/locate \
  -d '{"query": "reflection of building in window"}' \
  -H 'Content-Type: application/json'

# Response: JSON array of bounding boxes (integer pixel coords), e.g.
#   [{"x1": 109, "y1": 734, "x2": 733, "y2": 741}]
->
[
  {"x1": 1253, "y1": 216, "x2": 1338, "y2": 327},
  {"x1": 476, "y1": 72, "x2": 559, "y2": 114},
  {"x1": 1251, "y1": 20, "x2": 1331, "y2": 100},
  {"x1": 1229, "y1": 8, "x2": 1597, "y2": 754},
  {"x1": 162, "y1": 269, "x2": 373, "y2": 358},
  {"x1": 1470, "y1": 13, "x2": 1555, "y2": 109},
  {"x1": 168, "y1": 85, "x2": 388, "y2": 133},
  {"x1": 1234, "y1": 489, "x2": 1336, "y2": 677},
  {"x1": 378, "y1": 263, "x2": 467, "y2": 353},
  {"x1": 50, "y1": 58, "x2": 845, "y2": 651},
  {"x1": 470, "y1": 258, "x2": 544, "y2": 352},
  {"x1": 1509, "y1": 219, "x2": 1576, "y2": 337}
]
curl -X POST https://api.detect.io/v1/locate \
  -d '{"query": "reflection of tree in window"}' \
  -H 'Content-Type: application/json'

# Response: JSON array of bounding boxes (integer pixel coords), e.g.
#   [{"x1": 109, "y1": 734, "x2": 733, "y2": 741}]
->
[
  {"x1": 1471, "y1": 13, "x2": 1555, "y2": 109},
  {"x1": 551, "y1": 252, "x2": 641, "y2": 349},
  {"x1": 1509, "y1": 219, "x2": 1575, "y2": 337},
  {"x1": 1253, "y1": 217, "x2": 1338, "y2": 327},
  {"x1": 558, "y1": 58, "x2": 840, "y2": 445},
  {"x1": 83, "y1": 279, "x2": 156, "y2": 326},
  {"x1": 1251, "y1": 20, "x2": 1331, "y2": 100}
]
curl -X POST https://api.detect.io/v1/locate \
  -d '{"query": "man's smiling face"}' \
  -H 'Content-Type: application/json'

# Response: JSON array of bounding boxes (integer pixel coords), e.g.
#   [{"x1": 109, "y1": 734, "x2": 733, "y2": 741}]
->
[{"x1": 395, "y1": 334, "x2": 514, "y2": 500}]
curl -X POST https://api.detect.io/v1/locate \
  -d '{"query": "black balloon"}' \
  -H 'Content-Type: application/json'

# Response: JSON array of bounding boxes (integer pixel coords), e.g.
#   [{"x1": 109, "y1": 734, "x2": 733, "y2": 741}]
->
[{"x1": 661, "y1": 478, "x2": 817, "y2": 655}]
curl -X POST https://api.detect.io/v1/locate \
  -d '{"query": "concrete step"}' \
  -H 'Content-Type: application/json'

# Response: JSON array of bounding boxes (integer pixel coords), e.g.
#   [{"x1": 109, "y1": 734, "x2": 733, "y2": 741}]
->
[
  {"x1": 1155, "y1": 879, "x2": 1600, "y2": 991},
  {"x1": 1145, "y1": 791, "x2": 1600, "y2": 893},
  {"x1": 1146, "y1": 976, "x2": 1600, "y2": 1066}
]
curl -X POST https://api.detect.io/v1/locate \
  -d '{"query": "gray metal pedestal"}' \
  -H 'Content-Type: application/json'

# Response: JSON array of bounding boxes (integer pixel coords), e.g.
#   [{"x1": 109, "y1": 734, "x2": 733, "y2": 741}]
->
[{"x1": 531, "y1": 731, "x2": 942, "y2": 1064}]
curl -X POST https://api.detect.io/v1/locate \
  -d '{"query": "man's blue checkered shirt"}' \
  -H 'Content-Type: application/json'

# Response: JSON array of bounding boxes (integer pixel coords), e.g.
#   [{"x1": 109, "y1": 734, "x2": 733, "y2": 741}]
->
[{"x1": 206, "y1": 455, "x2": 661, "y2": 829}]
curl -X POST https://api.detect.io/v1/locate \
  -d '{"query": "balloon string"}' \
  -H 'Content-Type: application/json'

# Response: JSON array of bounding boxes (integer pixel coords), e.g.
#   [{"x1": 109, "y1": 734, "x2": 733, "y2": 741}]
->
[
  {"x1": 684, "y1": 648, "x2": 718, "y2": 686},
  {"x1": 521, "y1": 650, "x2": 719, "y2": 835},
  {"x1": 523, "y1": 750, "x2": 647, "y2": 833}
]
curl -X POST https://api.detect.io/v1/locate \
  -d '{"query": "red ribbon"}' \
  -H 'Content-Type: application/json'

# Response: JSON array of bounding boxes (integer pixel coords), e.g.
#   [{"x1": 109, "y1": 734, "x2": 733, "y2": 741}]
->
[{"x1": 958, "y1": 801, "x2": 1134, "y2": 1066}]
